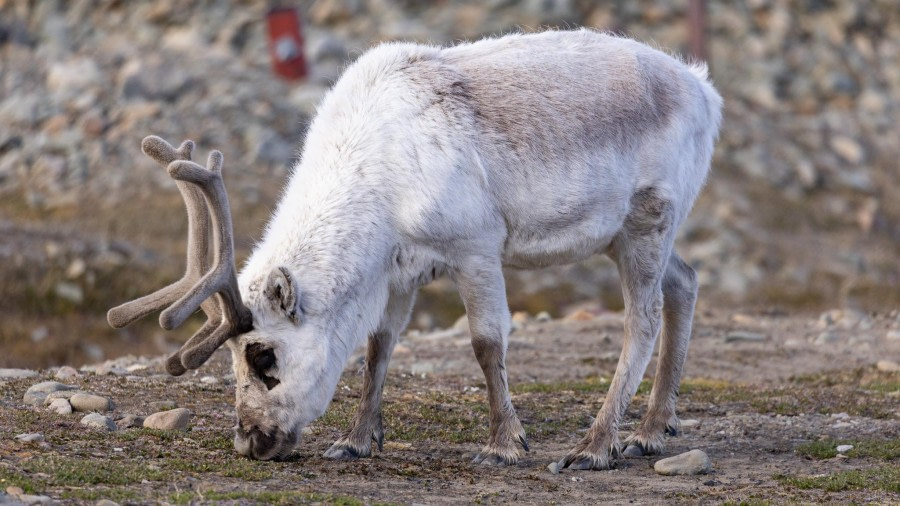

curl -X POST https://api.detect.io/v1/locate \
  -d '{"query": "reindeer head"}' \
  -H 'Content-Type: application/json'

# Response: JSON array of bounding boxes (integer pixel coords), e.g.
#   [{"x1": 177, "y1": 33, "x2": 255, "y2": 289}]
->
[{"x1": 108, "y1": 136, "x2": 307, "y2": 460}]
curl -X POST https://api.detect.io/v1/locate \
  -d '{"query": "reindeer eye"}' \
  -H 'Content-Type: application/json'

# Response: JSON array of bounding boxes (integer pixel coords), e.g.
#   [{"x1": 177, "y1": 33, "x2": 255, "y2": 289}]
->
[{"x1": 246, "y1": 343, "x2": 280, "y2": 391}]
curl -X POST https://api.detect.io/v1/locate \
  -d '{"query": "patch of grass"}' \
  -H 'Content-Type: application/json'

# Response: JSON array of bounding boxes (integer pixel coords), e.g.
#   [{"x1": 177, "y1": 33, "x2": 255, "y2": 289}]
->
[
  {"x1": 797, "y1": 439, "x2": 900, "y2": 461},
  {"x1": 23, "y1": 456, "x2": 172, "y2": 486},
  {"x1": 512, "y1": 377, "x2": 610, "y2": 395},
  {"x1": 774, "y1": 465, "x2": 900, "y2": 493},
  {"x1": 165, "y1": 458, "x2": 273, "y2": 481},
  {"x1": 169, "y1": 490, "x2": 372, "y2": 505},
  {"x1": 0, "y1": 466, "x2": 41, "y2": 494},
  {"x1": 59, "y1": 486, "x2": 142, "y2": 502}
]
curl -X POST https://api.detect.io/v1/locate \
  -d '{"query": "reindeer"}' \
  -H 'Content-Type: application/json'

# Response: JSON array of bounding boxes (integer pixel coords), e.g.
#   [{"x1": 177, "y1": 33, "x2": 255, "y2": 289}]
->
[{"x1": 108, "y1": 29, "x2": 722, "y2": 469}]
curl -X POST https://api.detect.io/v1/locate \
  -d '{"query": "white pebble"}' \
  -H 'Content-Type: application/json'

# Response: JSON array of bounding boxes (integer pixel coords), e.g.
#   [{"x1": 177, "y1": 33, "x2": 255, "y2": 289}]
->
[
  {"x1": 836, "y1": 444, "x2": 853, "y2": 453},
  {"x1": 654, "y1": 449, "x2": 711, "y2": 476},
  {"x1": 143, "y1": 408, "x2": 192, "y2": 430},
  {"x1": 200, "y1": 376, "x2": 219, "y2": 384},
  {"x1": 81, "y1": 413, "x2": 116, "y2": 431},
  {"x1": 14, "y1": 433, "x2": 44, "y2": 444},
  {"x1": 48, "y1": 398, "x2": 72, "y2": 415}
]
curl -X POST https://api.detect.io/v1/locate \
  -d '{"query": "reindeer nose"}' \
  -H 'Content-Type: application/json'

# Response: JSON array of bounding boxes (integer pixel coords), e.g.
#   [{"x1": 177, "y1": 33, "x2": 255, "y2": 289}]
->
[
  {"x1": 235, "y1": 425, "x2": 277, "y2": 460},
  {"x1": 234, "y1": 424, "x2": 296, "y2": 461}
]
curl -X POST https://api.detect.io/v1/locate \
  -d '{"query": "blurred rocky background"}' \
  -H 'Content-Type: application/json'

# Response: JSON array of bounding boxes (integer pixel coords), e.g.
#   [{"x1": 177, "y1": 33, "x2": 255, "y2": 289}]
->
[{"x1": 1, "y1": 0, "x2": 898, "y2": 368}]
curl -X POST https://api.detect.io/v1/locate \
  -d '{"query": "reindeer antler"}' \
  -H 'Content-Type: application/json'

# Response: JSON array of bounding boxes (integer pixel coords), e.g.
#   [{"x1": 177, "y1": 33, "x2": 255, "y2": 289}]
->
[{"x1": 108, "y1": 136, "x2": 253, "y2": 375}]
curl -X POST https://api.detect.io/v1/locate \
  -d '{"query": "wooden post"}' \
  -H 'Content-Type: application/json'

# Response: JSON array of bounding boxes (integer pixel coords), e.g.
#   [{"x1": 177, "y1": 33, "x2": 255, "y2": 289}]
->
[{"x1": 688, "y1": 0, "x2": 708, "y2": 62}]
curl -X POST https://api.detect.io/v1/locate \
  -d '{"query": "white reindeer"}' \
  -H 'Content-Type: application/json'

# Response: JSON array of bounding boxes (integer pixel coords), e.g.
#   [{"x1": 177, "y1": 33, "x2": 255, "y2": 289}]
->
[{"x1": 109, "y1": 29, "x2": 722, "y2": 469}]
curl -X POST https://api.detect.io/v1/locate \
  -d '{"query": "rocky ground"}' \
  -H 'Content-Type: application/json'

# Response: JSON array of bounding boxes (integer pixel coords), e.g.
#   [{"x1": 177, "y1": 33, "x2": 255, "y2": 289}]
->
[
  {"x1": 2, "y1": 0, "x2": 899, "y2": 368},
  {"x1": 1, "y1": 308, "x2": 898, "y2": 504}
]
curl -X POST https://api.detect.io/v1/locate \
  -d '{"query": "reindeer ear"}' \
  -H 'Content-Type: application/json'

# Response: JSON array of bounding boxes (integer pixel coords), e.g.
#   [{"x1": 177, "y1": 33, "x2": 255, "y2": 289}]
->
[{"x1": 264, "y1": 266, "x2": 300, "y2": 324}]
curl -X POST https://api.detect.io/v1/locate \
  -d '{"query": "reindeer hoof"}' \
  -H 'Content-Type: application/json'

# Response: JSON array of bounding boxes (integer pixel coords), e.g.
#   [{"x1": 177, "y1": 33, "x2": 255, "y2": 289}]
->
[
  {"x1": 324, "y1": 440, "x2": 369, "y2": 460},
  {"x1": 558, "y1": 451, "x2": 613, "y2": 471},
  {"x1": 623, "y1": 443, "x2": 647, "y2": 457},
  {"x1": 472, "y1": 447, "x2": 518, "y2": 466}
]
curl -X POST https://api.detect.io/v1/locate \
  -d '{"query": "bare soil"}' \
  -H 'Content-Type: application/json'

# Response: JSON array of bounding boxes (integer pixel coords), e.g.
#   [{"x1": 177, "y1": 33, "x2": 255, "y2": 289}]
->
[{"x1": 1, "y1": 308, "x2": 898, "y2": 505}]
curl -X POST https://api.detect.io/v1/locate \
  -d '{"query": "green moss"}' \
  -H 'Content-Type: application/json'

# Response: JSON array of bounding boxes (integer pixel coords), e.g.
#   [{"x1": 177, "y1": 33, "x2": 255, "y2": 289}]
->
[
  {"x1": 0, "y1": 467, "x2": 41, "y2": 494},
  {"x1": 23, "y1": 456, "x2": 172, "y2": 486},
  {"x1": 165, "y1": 458, "x2": 273, "y2": 481},
  {"x1": 797, "y1": 439, "x2": 900, "y2": 461},
  {"x1": 774, "y1": 465, "x2": 900, "y2": 493},
  {"x1": 169, "y1": 490, "x2": 373, "y2": 505},
  {"x1": 59, "y1": 487, "x2": 142, "y2": 502}
]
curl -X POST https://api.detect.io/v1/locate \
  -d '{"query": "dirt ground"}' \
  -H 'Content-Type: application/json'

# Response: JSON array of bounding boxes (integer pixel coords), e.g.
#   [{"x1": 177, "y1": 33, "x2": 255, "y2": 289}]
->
[{"x1": 1, "y1": 308, "x2": 898, "y2": 505}]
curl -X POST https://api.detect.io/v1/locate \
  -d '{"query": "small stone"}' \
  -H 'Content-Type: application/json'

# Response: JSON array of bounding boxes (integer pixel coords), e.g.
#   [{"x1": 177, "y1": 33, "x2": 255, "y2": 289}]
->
[
  {"x1": 15, "y1": 433, "x2": 44, "y2": 443},
  {"x1": 54, "y1": 366, "x2": 78, "y2": 380},
  {"x1": 17, "y1": 493, "x2": 54, "y2": 504},
  {"x1": 836, "y1": 444, "x2": 854, "y2": 453},
  {"x1": 876, "y1": 360, "x2": 899, "y2": 373},
  {"x1": 452, "y1": 314, "x2": 469, "y2": 331},
  {"x1": 43, "y1": 390, "x2": 83, "y2": 405},
  {"x1": 95, "y1": 500, "x2": 120, "y2": 506},
  {"x1": 564, "y1": 309, "x2": 596, "y2": 322},
  {"x1": 0, "y1": 368, "x2": 38, "y2": 380},
  {"x1": 6, "y1": 486, "x2": 23, "y2": 495},
  {"x1": 511, "y1": 311, "x2": 531, "y2": 325},
  {"x1": 115, "y1": 414, "x2": 145, "y2": 429},
  {"x1": 814, "y1": 331, "x2": 840, "y2": 345},
  {"x1": 148, "y1": 400, "x2": 177, "y2": 411},
  {"x1": 724, "y1": 331, "x2": 765, "y2": 342},
  {"x1": 48, "y1": 398, "x2": 72, "y2": 415},
  {"x1": 886, "y1": 330, "x2": 900, "y2": 341},
  {"x1": 200, "y1": 376, "x2": 219, "y2": 385},
  {"x1": 654, "y1": 449, "x2": 711, "y2": 476},
  {"x1": 681, "y1": 419, "x2": 700, "y2": 428},
  {"x1": 547, "y1": 461, "x2": 560, "y2": 474},
  {"x1": 24, "y1": 381, "x2": 77, "y2": 406},
  {"x1": 80, "y1": 413, "x2": 116, "y2": 431},
  {"x1": 535, "y1": 311, "x2": 552, "y2": 322},
  {"x1": 69, "y1": 393, "x2": 112, "y2": 412},
  {"x1": 143, "y1": 408, "x2": 191, "y2": 430}
]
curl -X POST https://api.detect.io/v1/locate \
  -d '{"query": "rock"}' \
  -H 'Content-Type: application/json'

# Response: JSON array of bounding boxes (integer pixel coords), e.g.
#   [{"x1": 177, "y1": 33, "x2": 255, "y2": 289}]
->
[
  {"x1": 80, "y1": 413, "x2": 116, "y2": 431},
  {"x1": 547, "y1": 461, "x2": 560, "y2": 474},
  {"x1": 14, "y1": 433, "x2": 44, "y2": 443},
  {"x1": 200, "y1": 376, "x2": 219, "y2": 385},
  {"x1": 836, "y1": 444, "x2": 853, "y2": 453},
  {"x1": 54, "y1": 281, "x2": 83, "y2": 304},
  {"x1": 830, "y1": 135, "x2": 864, "y2": 164},
  {"x1": 535, "y1": 311, "x2": 552, "y2": 322},
  {"x1": 43, "y1": 390, "x2": 83, "y2": 405},
  {"x1": 876, "y1": 360, "x2": 899, "y2": 373},
  {"x1": 46, "y1": 58, "x2": 102, "y2": 93},
  {"x1": 143, "y1": 408, "x2": 191, "y2": 430},
  {"x1": 149, "y1": 400, "x2": 177, "y2": 411},
  {"x1": 69, "y1": 393, "x2": 112, "y2": 412},
  {"x1": 724, "y1": 331, "x2": 765, "y2": 342},
  {"x1": 6, "y1": 486, "x2": 24, "y2": 496},
  {"x1": 654, "y1": 449, "x2": 711, "y2": 476},
  {"x1": 511, "y1": 311, "x2": 531, "y2": 325},
  {"x1": 54, "y1": 366, "x2": 78, "y2": 380},
  {"x1": 95, "y1": 500, "x2": 120, "y2": 506},
  {"x1": 814, "y1": 331, "x2": 840, "y2": 345},
  {"x1": 681, "y1": 419, "x2": 700, "y2": 428},
  {"x1": 116, "y1": 414, "x2": 145, "y2": 429},
  {"x1": 564, "y1": 309, "x2": 596, "y2": 322},
  {"x1": 16, "y1": 493, "x2": 54, "y2": 504},
  {"x1": 0, "y1": 368, "x2": 38, "y2": 380},
  {"x1": 23, "y1": 381, "x2": 77, "y2": 406},
  {"x1": 48, "y1": 397, "x2": 72, "y2": 414},
  {"x1": 887, "y1": 330, "x2": 900, "y2": 341}
]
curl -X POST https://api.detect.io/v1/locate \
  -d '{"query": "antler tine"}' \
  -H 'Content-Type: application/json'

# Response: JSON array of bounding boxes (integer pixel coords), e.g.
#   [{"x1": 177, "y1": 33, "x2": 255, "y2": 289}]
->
[
  {"x1": 107, "y1": 136, "x2": 212, "y2": 329},
  {"x1": 159, "y1": 149, "x2": 253, "y2": 371}
]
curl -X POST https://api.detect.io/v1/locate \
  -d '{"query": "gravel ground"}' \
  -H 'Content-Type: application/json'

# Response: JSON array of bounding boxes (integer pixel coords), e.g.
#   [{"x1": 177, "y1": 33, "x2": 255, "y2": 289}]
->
[{"x1": 0, "y1": 308, "x2": 898, "y2": 504}]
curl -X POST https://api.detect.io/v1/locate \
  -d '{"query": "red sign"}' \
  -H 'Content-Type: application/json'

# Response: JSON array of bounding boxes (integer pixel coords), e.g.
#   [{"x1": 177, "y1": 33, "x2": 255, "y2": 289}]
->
[{"x1": 266, "y1": 7, "x2": 307, "y2": 81}]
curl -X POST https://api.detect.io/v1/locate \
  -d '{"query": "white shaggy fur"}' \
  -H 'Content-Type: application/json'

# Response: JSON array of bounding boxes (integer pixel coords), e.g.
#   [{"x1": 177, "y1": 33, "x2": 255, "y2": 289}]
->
[{"x1": 226, "y1": 29, "x2": 722, "y2": 465}]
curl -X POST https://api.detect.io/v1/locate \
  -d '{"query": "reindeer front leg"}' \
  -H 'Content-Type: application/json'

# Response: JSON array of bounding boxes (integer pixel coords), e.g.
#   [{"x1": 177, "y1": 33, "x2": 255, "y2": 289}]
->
[
  {"x1": 455, "y1": 256, "x2": 528, "y2": 466},
  {"x1": 325, "y1": 289, "x2": 415, "y2": 460}
]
